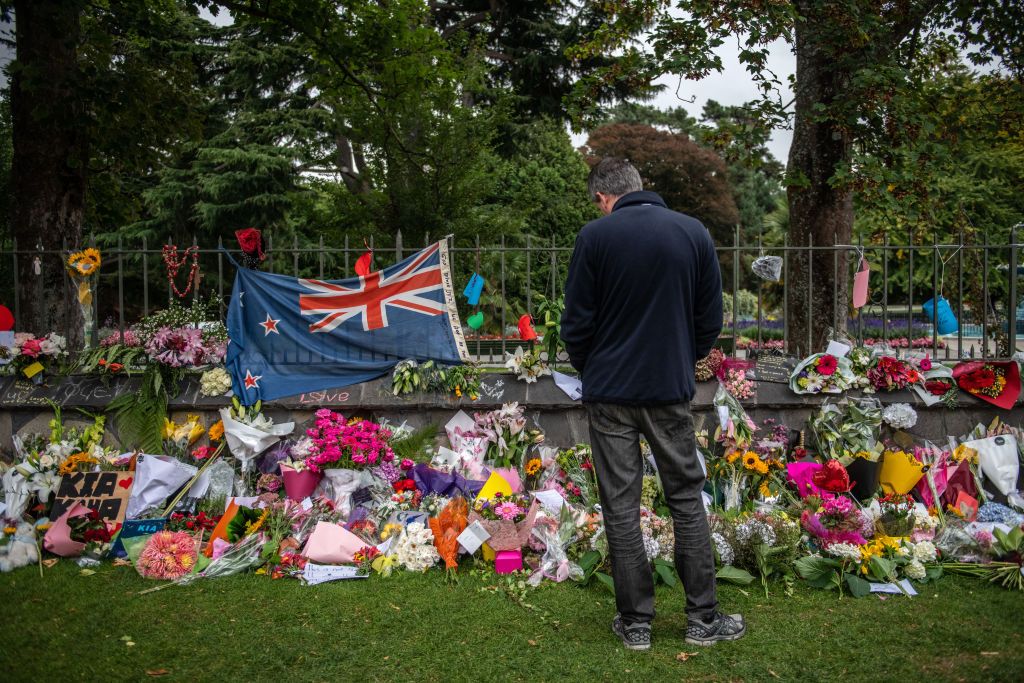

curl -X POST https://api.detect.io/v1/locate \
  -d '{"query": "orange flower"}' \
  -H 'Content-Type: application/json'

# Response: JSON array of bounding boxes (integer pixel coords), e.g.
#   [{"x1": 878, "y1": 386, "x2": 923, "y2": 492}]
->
[
  {"x1": 208, "y1": 420, "x2": 224, "y2": 442},
  {"x1": 430, "y1": 497, "x2": 468, "y2": 572}
]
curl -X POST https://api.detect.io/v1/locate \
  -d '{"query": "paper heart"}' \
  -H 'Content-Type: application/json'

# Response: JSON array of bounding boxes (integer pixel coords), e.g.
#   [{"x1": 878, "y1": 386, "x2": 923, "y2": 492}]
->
[
  {"x1": 467, "y1": 311, "x2": 484, "y2": 330},
  {"x1": 517, "y1": 314, "x2": 537, "y2": 341},
  {"x1": 118, "y1": 476, "x2": 134, "y2": 490}
]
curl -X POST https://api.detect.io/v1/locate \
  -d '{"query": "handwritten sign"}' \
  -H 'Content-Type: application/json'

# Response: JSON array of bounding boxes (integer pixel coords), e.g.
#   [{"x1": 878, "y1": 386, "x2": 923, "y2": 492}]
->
[
  {"x1": 755, "y1": 355, "x2": 798, "y2": 383},
  {"x1": 51, "y1": 471, "x2": 134, "y2": 527},
  {"x1": 297, "y1": 390, "x2": 351, "y2": 405}
]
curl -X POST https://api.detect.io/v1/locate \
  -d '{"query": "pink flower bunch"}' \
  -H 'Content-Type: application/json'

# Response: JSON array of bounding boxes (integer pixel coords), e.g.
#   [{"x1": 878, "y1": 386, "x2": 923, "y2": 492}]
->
[
  {"x1": 735, "y1": 339, "x2": 785, "y2": 351},
  {"x1": 136, "y1": 530, "x2": 198, "y2": 580},
  {"x1": 304, "y1": 409, "x2": 394, "y2": 473},
  {"x1": 145, "y1": 326, "x2": 215, "y2": 367},
  {"x1": 722, "y1": 367, "x2": 755, "y2": 400},
  {"x1": 100, "y1": 329, "x2": 142, "y2": 347},
  {"x1": 864, "y1": 337, "x2": 946, "y2": 349},
  {"x1": 494, "y1": 500, "x2": 525, "y2": 521},
  {"x1": 801, "y1": 495, "x2": 870, "y2": 548}
]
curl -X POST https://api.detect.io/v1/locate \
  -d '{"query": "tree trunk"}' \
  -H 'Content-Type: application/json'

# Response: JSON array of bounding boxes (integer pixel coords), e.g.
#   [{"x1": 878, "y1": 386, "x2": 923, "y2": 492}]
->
[
  {"x1": 10, "y1": 0, "x2": 87, "y2": 346},
  {"x1": 785, "y1": 14, "x2": 854, "y2": 357}
]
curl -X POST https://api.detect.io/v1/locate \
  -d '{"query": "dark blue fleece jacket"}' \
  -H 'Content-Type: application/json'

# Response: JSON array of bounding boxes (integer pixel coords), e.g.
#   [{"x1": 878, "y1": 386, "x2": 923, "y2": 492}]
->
[{"x1": 560, "y1": 191, "x2": 723, "y2": 404}]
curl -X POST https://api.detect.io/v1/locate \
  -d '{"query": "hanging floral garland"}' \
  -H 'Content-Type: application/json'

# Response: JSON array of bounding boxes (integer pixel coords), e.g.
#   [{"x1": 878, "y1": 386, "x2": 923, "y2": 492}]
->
[{"x1": 162, "y1": 245, "x2": 200, "y2": 298}]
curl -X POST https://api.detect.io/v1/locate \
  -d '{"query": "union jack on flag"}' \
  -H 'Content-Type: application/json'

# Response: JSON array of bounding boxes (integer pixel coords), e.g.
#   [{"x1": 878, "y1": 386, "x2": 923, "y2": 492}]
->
[
  {"x1": 224, "y1": 239, "x2": 469, "y2": 404},
  {"x1": 298, "y1": 242, "x2": 445, "y2": 333}
]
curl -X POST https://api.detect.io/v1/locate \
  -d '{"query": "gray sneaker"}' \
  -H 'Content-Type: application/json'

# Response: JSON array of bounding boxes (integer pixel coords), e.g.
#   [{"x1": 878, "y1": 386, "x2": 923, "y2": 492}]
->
[
  {"x1": 684, "y1": 612, "x2": 746, "y2": 646},
  {"x1": 612, "y1": 614, "x2": 652, "y2": 650}
]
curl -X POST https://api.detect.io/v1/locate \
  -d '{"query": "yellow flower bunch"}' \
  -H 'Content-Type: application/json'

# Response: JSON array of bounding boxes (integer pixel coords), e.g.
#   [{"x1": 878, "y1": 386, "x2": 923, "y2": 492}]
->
[
  {"x1": 380, "y1": 523, "x2": 403, "y2": 541},
  {"x1": 164, "y1": 415, "x2": 205, "y2": 445},
  {"x1": 525, "y1": 458, "x2": 542, "y2": 476},
  {"x1": 741, "y1": 451, "x2": 770, "y2": 475},
  {"x1": 245, "y1": 508, "x2": 270, "y2": 536},
  {"x1": 950, "y1": 443, "x2": 978, "y2": 464},
  {"x1": 58, "y1": 452, "x2": 99, "y2": 475},
  {"x1": 725, "y1": 450, "x2": 742, "y2": 464},
  {"x1": 67, "y1": 248, "x2": 102, "y2": 277}
]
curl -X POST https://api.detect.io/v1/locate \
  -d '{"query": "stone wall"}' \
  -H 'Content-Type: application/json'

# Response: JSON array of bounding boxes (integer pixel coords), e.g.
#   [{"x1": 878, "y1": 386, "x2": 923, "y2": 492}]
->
[{"x1": 2, "y1": 373, "x2": 1022, "y2": 456}]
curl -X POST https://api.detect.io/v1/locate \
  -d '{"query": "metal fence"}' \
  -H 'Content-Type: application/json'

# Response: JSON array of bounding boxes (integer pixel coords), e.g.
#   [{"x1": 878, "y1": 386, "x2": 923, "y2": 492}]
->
[{"x1": 1, "y1": 225, "x2": 1022, "y2": 363}]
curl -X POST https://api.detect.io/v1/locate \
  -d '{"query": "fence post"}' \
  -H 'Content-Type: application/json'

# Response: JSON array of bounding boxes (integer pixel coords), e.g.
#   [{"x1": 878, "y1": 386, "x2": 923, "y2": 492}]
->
[
  {"x1": 907, "y1": 227, "x2": 913, "y2": 345},
  {"x1": 782, "y1": 233, "x2": 788, "y2": 354},
  {"x1": 807, "y1": 232, "x2": 813, "y2": 355},
  {"x1": 217, "y1": 236, "x2": 224, "y2": 318},
  {"x1": 982, "y1": 230, "x2": 989, "y2": 357},
  {"x1": 732, "y1": 224, "x2": 739, "y2": 356},
  {"x1": 526, "y1": 233, "x2": 532, "y2": 317},
  {"x1": 118, "y1": 235, "x2": 125, "y2": 337},
  {"x1": 395, "y1": 230, "x2": 403, "y2": 261},
  {"x1": 932, "y1": 232, "x2": 939, "y2": 356},
  {"x1": 1009, "y1": 224, "x2": 1019, "y2": 356},
  {"x1": 142, "y1": 235, "x2": 149, "y2": 317},
  {"x1": 11, "y1": 236, "x2": 19, "y2": 324}
]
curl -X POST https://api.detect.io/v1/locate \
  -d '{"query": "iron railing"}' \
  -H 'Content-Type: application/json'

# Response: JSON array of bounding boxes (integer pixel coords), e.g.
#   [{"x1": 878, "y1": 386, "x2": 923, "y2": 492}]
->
[{"x1": 1, "y1": 226, "x2": 1021, "y2": 363}]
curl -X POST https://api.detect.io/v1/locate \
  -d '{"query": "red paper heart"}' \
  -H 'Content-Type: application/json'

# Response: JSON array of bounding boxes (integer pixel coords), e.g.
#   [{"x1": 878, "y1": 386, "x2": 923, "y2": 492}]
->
[{"x1": 118, "y1": 476, "x2": 134, "y2": 490}]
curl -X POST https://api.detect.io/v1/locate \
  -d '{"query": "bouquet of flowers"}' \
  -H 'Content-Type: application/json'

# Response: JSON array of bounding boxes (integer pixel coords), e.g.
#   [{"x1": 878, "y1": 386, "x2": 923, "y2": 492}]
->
[
  {"x1": 875, "y1": 493, "x2": 916, "y2": 537},
  {"x1": 162, "y1": 414, "x2": 205, "y2": 460},
  {"x1": 640, "y1": 507, "x2": 675, "y2": 561},
  {"x1": 304, "y1": 409, "x2": 394, "y2": 473},
  {"x1": 66, "y1": 507, "x2": 117, "y2": 560},
  {"x1": 800, "y1": 495, "x2": 871, "y2": 548},
  {"x1": 0, "y1": 332, "x2": 67, "y2": 380},
  {"x1": 136, "y1": 530, "x2": 199, "y2": 580},
  {"x1": 145, "y1": 326, "x2": 224, "y2": 368},
  {"x1": 504, "y1": 346, "x2": 551, "y2": 384},
  {"x1": 469, "y1": 492, "x2": 539, "y2": 551},
  {"x1": 713, "y1": 386, "x2": 758, "y2": 453},
  {"x1": 710, "y1": 511, "x2": 801, "y2": 596},
  {"x1": 953, "y1": 361, "x2": 1021, "y2": 409},
  {"x1": 553, "y1": 444, "x2": 598, "y2": 509},
  {"x1": 218, "y1": 399, "x2": 295, "y2": 474},
  {"x1": 867, "y1": 356, "x2": 921, "y2": 392},
  {"x1": 200, "y1": 368, "x2": 233, "y2": 397},
  {"x1": 428, "y1": 497, "x2": 468, "y2": 578},
  {"x1": 695, "y1": 348, "x2": 725, "y2": 382},
  {"x1": 528, "y1": 504, "x2": 585, "y2": 585},
  {"x1": 466, "y1": 402, "x2": 540, "y2": 469},
  {"x1": 391, "y1": 521, "x2": 440, "y2": 572},
  {"x1": 808, "y1": 398, "x2": 882, "y2": 462},
  {"x1": 847, "y1": 346, "x2": 875, "y2": 391},
  {"x1": 790, "y1": 353, "x2": 855, "y2": 394}
]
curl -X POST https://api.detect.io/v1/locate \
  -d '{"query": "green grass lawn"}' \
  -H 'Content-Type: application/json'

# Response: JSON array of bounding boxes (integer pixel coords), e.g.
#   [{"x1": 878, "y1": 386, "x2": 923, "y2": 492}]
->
[{"x1": 3, "y1": 563, "x2": 1023, "y2": 682}]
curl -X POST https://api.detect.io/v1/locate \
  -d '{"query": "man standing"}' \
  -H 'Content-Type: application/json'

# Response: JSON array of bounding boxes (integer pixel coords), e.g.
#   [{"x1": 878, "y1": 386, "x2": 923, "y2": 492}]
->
[{"x1": 561, "y1": 158, "x2": 744, "y2": 650}]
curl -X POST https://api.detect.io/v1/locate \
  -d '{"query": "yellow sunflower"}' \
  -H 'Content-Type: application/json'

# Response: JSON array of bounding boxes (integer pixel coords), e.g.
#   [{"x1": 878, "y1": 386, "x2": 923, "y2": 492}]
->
[
  {"x1": 741, "y1": 451, "x2": 761, "y2": 471},
  {"x1": 67, "y1": 248, "x2": 102, "y2": 276},
  {"x1": 525, "y1": 458, "x2": 542, "y2": 476}
]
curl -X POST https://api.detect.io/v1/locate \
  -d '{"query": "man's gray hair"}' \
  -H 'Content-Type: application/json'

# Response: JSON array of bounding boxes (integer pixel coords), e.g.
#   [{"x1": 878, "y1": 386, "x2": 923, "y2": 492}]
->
[{"x1": 587, "y1": 157, "x2": 643, "y2": 201}]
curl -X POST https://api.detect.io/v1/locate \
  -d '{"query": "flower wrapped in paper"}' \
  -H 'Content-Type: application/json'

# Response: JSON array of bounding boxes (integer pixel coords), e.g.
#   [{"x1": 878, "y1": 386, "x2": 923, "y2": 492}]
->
[
  {"x1": 953, "y1": 360, "x2": 1021, "y2": 410},
  {"x1": 967, "y1": 434, "x2": 1023, "y2": 509},
  {"x1": 879, "y1": 448, "x2": 926, "y2": 495},
  {"x1": 219, "y1": 403, "x2": 294, "y2": 474},
  {"x1": 527, "y1": 505, "x2": 584, "y2": 586},
  {"x1": 469, "y1": 493, "x2": 540, "y2": 552},
  {"x1": 808, "y1": 398, "x2": 882, "y2": 462},
  {"x1": 789, "y1": 353, "x2": 855, "y2": 394}
]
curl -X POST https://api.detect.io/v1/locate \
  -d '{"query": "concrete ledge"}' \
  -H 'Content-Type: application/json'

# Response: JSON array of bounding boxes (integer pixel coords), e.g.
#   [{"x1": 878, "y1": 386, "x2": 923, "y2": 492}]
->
[{"x1": 1, "y1": 374, "x2": 1021, "y2": 456}]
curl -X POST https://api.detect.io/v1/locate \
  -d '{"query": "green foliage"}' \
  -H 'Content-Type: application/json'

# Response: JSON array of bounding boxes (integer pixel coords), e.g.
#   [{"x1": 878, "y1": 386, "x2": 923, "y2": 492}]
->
[{"x1": 107, "y1": 364, "x2": 169, "y2": 453}]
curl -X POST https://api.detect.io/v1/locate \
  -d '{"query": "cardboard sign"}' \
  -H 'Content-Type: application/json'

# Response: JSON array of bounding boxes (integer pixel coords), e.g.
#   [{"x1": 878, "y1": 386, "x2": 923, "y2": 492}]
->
[
  {"x1": 110, "y1": 517, "x2": 168, "y2": 558},
  {"x1": 51, "y1": 471, "x2": 134, "y2": 527},
  {"x1": 755, "y1": 355, "x2": 798, "y2": 383}
]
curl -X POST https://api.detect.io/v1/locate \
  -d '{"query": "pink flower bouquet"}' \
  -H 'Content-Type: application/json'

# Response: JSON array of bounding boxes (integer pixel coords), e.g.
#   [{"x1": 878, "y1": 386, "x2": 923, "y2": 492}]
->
[{"x1": 468, "y1": 494, "x2": 540, "y2": 551}]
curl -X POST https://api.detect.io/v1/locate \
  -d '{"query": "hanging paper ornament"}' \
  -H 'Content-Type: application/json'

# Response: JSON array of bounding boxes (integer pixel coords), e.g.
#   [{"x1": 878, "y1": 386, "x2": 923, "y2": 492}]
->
[
  {"x1": 751, "y1": 255, "x2": 782, "y2": 281},
  {"x1": 0, "y1": 304, "x2": 13, "y2": 332},
  {"x1": 234, "y1": 228, "x2": 265, "y2": 269},
  {"x1": 852, "y1": 258, "x2": 870, "y2": 309},
  {"x1": 517, "y1": 314, "x2": 537, "y2": 341},
  {"x1": 463, "y1": 273, "x2": 485, "y2": 305},
  {"x1": 921, "y1": 296, "x2": 958, "y2": 335},
  {"x1": 355, "y1": 249, "x2": 373, "y2": 277},
  {"x1": 467, "y1": 311, "x2": 484, "y2": 330}
]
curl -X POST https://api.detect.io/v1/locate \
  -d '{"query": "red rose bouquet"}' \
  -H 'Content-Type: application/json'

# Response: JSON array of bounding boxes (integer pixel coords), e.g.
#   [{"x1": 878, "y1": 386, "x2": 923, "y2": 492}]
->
[{"x1": 953, "y1": 361, "x2": 1021, "y2": 410}]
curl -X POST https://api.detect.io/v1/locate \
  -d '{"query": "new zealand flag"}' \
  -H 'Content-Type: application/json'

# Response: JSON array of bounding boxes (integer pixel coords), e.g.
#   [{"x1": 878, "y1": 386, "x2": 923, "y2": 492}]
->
[{"x1": 225, "y1": 240, "x2": 469, "y2": 403}]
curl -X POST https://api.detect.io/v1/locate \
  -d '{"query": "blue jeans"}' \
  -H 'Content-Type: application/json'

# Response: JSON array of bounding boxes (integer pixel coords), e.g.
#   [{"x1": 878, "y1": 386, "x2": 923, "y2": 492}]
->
[{"x1": 586, "y1": 402, "x2": 718, "y2": 624}]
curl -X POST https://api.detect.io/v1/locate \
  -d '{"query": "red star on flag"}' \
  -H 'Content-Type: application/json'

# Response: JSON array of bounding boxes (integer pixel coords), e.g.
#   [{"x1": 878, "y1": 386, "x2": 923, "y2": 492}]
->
[
  {"x1": 243, "y1": 370, "x2": 262, "y2": 390},
  {"x1": 259, "y1": 313, "x2": 281, "y2": 336}
]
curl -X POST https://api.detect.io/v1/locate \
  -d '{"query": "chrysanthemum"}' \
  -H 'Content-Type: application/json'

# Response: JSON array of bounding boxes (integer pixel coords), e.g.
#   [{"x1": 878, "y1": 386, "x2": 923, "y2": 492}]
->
[{"x1": 136, "y1": 531, "x2": 198, "y2": 580}]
